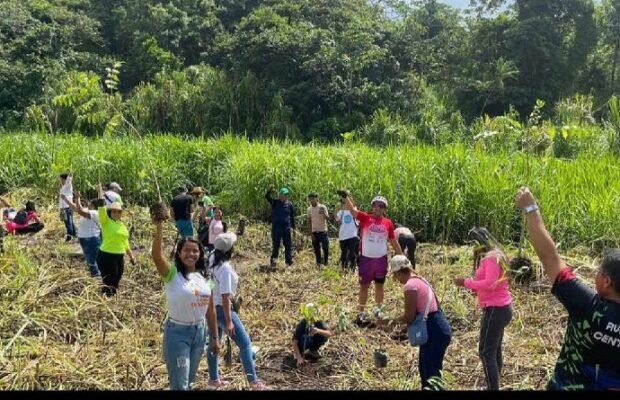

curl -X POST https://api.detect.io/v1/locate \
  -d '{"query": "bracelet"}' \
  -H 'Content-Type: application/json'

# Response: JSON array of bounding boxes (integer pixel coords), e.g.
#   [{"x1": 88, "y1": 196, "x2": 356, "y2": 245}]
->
[{"x1": 523, "y1": 204, "x2": 539, "y2": 214}]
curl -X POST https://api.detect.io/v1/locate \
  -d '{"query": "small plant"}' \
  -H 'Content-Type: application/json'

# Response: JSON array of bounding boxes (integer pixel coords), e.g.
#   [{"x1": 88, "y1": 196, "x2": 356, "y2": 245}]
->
[
  {"x1": 335, "y1": 305, "x2": 349, "y2": 332},
  {"x1": 300, "y1": 302, "x2": 320, "y2": 324}
]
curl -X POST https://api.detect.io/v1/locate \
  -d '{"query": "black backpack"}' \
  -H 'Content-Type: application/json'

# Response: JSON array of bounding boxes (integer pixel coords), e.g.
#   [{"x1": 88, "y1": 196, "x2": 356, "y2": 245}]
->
[{"x1": 13, "y1": 210, "x2": 28, "y2": 225}]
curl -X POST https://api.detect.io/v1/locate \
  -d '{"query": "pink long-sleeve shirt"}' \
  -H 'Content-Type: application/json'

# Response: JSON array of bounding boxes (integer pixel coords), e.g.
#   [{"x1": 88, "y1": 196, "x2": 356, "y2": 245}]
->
[{"x1": 464, "y1": 253, "x2": 512, "y2": 308}]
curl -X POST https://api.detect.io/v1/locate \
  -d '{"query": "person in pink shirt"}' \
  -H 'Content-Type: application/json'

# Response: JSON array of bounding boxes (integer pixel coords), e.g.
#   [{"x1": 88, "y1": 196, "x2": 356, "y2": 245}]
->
[
  {"x1": 454, "y1": 227, "x2": 513, "y2": 391},
  {"x1": 340, "y1": 190, "x2": 403, "y2": 327},
  {"x1": 389, "y1": 255, "x2": 452, "y2": 390},
  {"x1": 5, "y1": 200, "x2": 45, "y2": 235},
  {"x1": 207, "y1": 206, "x2": 227, "y2": 252}
]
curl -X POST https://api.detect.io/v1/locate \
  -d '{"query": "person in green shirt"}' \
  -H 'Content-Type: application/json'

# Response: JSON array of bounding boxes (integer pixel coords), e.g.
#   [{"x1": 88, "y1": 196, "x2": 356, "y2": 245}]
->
[{"x1": 97, "y1": 183, "x2": 135, "y2": 296}]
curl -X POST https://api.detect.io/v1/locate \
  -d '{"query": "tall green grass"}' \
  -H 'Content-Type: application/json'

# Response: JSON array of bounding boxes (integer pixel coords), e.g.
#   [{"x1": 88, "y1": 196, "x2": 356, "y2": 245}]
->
[{"x1": 1, "y1": 132, "x2": 619, "y2": 248}]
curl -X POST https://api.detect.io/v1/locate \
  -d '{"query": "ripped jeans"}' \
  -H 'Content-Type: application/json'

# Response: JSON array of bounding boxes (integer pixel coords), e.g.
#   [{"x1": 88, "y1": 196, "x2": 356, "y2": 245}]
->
[{"x1": 163, "y1": 319, "x2": 206, "y2": 390}]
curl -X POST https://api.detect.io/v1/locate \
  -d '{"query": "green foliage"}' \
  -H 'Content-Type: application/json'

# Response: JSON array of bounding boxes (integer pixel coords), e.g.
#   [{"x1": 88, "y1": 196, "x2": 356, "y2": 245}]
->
[
  {"x1": 0, "y1": 0, "x2": 617, "y2": 141},
  {"x1": 2, "y1": 133, "x2": 619, "y2": 250},
  {"x1": 299, "y1": 302, "x2": 320, "y2": 324},
  {"x1": 26, "y1": 70, "x2": 122, "y2": 136},
  {"x1": 608, "y1": 95, "x2": 620, "y2": 155},
  {"x1": 125, "y1": 65, "x2": 300, "y2": 138}
]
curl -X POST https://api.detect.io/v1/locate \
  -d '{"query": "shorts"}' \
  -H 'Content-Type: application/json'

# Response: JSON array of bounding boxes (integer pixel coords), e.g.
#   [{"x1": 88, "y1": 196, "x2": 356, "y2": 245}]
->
[
  {"x1": 175, "y1": 219, "x2": 194, "y2": 238},
  {"x1": 358, "y1": 255, "x2": 388, "y2": 285}
]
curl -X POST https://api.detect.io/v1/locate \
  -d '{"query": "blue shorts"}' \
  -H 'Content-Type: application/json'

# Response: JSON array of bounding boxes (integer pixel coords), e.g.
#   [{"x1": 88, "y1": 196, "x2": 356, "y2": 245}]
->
[{"x1": 175, "y1": 219, "x2": 194, "y2": 238}]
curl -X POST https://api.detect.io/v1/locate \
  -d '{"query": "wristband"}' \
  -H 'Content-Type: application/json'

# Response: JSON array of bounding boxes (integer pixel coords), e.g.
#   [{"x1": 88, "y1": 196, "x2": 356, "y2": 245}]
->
[{"x1": 523, "y1": 204, "x2": 539, "y2": 214}]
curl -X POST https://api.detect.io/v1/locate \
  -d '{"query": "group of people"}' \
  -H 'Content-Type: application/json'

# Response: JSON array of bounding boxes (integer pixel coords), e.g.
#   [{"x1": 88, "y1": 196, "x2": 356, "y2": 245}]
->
[
  {"x1": 1, "y1": 178, "x2": 619, "y2": 391},
  {"x1": 58, "y1": 176, "x2": 135, "y2": 296},
  {"x1": 150, "y1": 184, "x2": 620, "y2": 391}
]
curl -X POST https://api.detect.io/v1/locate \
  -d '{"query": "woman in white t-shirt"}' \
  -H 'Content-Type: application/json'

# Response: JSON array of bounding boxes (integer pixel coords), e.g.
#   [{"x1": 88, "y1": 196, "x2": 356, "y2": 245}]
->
[
  {"x1": 152, "y1": 219, "x2": 219, "y2": 391},
  {"x1": 206, "y1": 232, "x2": 270, "y2": 391},
  {"x1": 61, "y1": 192, "x2": 104, "y2": 277},
  {"x1": 334, "y1": 199, "x2": 359, "y2": 272}
]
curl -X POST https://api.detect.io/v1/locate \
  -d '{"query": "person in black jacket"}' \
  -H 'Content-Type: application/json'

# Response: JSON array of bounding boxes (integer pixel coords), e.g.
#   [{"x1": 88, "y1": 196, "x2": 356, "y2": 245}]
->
[{"x1": 265, "y1": 185, "x2": 296, "y2": 267}]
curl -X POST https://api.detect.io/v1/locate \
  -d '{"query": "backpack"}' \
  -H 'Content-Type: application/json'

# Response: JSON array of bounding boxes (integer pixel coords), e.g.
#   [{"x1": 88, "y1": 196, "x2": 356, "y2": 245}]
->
[{"x1": 13, "y1": 210, "x2": 28, "y2": 225}]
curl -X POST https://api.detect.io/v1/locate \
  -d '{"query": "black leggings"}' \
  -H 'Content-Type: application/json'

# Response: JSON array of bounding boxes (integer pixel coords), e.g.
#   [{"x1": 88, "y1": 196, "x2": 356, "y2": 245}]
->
[
  {"x1": 398, "y1": 234, "x2": 416, "y2": 269},
  {"x1": 339, "y1": 237, "x2": 358, "y2": 271},
  {"x1": 14, "y1": 223, "x2": 45, "y2": 235},
  {"x1": 97, "y1": 250, "x2": 125, "y2": 296},
  {"x1": 479, "y1": 305, "x2": 513, "y2": 390}
]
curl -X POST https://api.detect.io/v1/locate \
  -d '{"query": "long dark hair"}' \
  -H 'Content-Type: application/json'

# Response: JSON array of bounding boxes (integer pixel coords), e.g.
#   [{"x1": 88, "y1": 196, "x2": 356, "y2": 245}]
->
[
  {"x1": 212, "y1": 248, "x2": 233, "y2": 270},
  {"x1": 25, "y1": 201, "x2": 36, "y2": 212},
  {"x1": 174, "y1": 237, "x2": 205, "y2": 280}
]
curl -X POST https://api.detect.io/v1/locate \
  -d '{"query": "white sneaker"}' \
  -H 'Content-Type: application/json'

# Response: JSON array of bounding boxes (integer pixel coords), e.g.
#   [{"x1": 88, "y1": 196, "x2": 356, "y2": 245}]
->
[{"x1": 372, "y1": 306, "x2": 386, "y2": 320}]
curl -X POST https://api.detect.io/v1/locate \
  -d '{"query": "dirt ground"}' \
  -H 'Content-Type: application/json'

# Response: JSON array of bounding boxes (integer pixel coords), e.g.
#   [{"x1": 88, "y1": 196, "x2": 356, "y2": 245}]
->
[{"x1": 0, "y1": 191, "x2": 603, "y2": 390}]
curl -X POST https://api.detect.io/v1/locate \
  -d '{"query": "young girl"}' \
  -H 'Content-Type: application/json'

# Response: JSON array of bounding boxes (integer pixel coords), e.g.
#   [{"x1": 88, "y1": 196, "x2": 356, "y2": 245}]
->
[
  {"x1": 206, "y1": 232, "x2": 270, "y2": 390},
  {"x1": 207, "y1": 206, "x2": 227, "y2": 252},
  {"x1": 151, "y1": 218, "x2": 219, "y2": 390},
  {"x1": 454, "y1": 227, "x2": 513, "y2": 391},
  {"x1": 390, "y1": 255, "x2": 452, "y2": 390}
]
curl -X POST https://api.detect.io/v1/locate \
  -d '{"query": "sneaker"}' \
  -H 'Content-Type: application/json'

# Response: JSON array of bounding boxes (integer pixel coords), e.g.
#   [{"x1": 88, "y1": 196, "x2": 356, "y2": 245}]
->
[
  {"x1": 65, "y1": 235, "x2": 72, "y2": 242},
  {"x1": 207, "y1": 378, "x2": 230, "y2": 389},
  {"x1": 250, "y1": 381, "x2": 271, "y2": 391},
  {"x1": 372, "y1": 306, "x2": 386, "y2": 320}
]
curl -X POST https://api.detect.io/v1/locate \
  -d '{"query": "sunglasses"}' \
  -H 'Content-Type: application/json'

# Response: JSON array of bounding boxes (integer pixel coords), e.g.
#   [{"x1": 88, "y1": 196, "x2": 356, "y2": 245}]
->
[{"x1": 372, "y1": 202, "x2": 386, "y2": 209}]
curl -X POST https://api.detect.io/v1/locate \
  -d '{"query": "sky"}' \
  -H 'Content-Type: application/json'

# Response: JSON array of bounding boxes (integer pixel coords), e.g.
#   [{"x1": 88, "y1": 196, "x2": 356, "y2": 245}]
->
[
  {"x1": 439, "y1": 0, "x2": 513, "y2": 11},
  {"x1": 440, "y1": 0, "x2": 473, "y2": 8}
]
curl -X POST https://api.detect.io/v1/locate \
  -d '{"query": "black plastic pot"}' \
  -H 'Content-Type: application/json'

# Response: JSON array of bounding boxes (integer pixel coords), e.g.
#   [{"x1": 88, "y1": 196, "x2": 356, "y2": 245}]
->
[{"x1": 374, "y1": 349, "x2": 388, "y2": 368}]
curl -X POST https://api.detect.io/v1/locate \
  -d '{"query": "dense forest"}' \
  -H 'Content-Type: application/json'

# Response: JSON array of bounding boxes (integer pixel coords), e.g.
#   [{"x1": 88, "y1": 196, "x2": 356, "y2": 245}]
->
[{"x1": 1, "y1": 0, "x2": 619, "y2": 145}]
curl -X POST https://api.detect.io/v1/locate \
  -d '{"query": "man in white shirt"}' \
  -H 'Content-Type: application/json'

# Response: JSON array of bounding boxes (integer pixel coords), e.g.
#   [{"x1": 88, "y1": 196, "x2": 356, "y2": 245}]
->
[
  {"x1": 394, "y1": 223, "x2": 417, "y2": 269},
  {"x1": 334, "y1": 198, "x2": 359, "y2": 272},
  {"x1": 103, "y1": 182, "x2": 123, "y2": 207},
  {"x1": 58, "y1": 173, "x2": 76, "y2": 242}
]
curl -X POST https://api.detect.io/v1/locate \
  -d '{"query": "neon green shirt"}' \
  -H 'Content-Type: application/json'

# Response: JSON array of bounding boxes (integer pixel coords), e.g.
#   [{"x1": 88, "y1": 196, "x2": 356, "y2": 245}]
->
[
  {"x1": 98, "y1": 206, "x2": 130, "y2": 254},
  {"x1": 202, "y1": 195, "x2": 214, "y2": 218}
]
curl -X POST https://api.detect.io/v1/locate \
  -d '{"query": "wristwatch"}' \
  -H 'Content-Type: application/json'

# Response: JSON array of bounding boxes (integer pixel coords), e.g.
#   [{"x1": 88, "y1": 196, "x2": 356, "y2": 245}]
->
[{"x1": 523, "y1": 204, "x2": 539, "y2": 214}]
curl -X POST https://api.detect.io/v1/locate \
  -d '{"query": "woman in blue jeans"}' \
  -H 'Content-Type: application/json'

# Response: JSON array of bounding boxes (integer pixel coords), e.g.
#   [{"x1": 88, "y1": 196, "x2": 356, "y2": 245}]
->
[
  {"x1": 389, "y1": 255, "x2": 452, "y2": 390},
  {"x1": 207, "y1": 232, "x2": 270, "y2": 390},
  {"x1": 61, "y1": 192, "x2": 105, "y2": 277},
  {"x1": 152, "y1": 218, "x2": 219, "y2": 391}
]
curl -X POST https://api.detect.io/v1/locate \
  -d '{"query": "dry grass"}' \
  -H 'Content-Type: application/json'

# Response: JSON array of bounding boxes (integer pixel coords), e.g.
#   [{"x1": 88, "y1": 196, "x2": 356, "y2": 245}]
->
[{"x1": 0, "y1": 189, "x2": 602, "y2": 390}]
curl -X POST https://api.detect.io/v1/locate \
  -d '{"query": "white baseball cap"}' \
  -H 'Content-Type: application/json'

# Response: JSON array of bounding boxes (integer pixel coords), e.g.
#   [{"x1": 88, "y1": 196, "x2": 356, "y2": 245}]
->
[
  {"x1": 390, "y1": 255, "x2": 412, "y2": 273},
  {"x1": 214, "y1": 232, "x2": 238, "y2": 252},
  {"x1": 109, "y1": 182, "x2": 123, "y2": 192},
  {"x1": 372, "y1": 196, "x2": 388, "y2": 208}
]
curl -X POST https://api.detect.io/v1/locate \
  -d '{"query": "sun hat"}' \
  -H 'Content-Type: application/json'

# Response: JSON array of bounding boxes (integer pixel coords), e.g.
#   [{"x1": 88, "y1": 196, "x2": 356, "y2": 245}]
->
[
  {"x1": 214, "y1": 232, "x2": 238, "y2": 252},
  {"x1": 108, "y1": 202, "x2": 123, "y2": 211},
  {"x1": 109, "y1": 182, "x2": 123, "y2": 192},
  {"x1": 371, "y1": 196, "x2": 388, "y2": 208},
  {"x1": 279, "y1": 187, "x2": 290, "y2": 196},
  {"x1": 191, "y1": 186, "x2": 204, "y2": 195},
  {"x1": 390, "y1": 255, "x2": 412, "y2": 273}
]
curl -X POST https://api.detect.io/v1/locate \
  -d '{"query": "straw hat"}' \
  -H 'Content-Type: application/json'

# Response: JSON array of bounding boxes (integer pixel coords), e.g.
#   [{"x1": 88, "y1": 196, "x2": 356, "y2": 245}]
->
[
  {"x1": 108, "y1": 202, "x2": 123, "y2": 211},
  {"x1": 191, "y1": 186, "x2": 204, "y2": 195}
]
